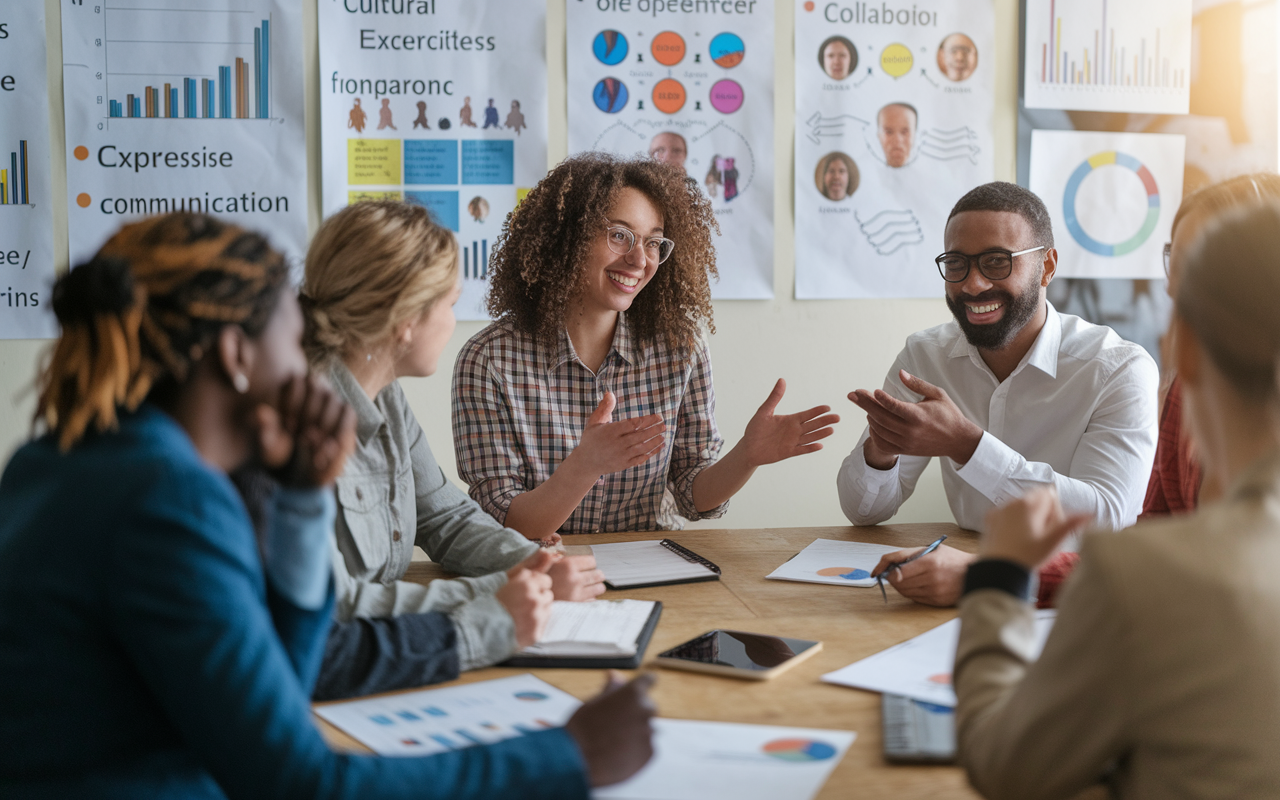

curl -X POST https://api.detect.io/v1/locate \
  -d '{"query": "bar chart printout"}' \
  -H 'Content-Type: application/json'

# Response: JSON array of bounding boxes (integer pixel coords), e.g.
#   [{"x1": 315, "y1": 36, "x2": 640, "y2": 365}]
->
[
  {"x1": 101, "y1": 4, "x2": 275, "y2": 121},
  {"x1": 1023, "y1": 0, "x2": 1191, "y2": 114},
  {"x1": 0, "y1": 141, "x2": 31, "y2": 206}
]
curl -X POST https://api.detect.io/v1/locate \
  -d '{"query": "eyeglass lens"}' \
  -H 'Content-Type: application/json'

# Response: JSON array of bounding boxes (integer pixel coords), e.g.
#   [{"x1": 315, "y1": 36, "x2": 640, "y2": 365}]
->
[
  {"x1": 606, "y1": 226, "x2": 674, "y2": 263},
  {"x1": 936, "y1": 251, "x2": 1014, "y2": 282}
]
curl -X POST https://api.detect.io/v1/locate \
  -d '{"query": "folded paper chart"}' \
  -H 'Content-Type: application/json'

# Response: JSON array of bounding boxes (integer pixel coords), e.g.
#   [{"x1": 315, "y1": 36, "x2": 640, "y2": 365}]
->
[{"x1": 766, "y1": 538, "x2": 903, "y2": 587}]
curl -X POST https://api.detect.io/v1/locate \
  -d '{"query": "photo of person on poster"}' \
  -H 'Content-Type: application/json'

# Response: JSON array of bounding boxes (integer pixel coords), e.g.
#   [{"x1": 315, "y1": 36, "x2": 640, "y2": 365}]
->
[
  {"x1": 815, "y1": 152, "x2": 858, "y2": 201},
  {"x1": 819, "y1": 35, "x2": 857, "y2": 81},
  {"x1": 648, "y1": 131, "x2": 688, "y2": 172},
  {"x1": 937, "y1": 32, "x2": 978, "y2": 82},
  {"x1": 877, "y1": 102, "x2": 917, "y2": 168}
]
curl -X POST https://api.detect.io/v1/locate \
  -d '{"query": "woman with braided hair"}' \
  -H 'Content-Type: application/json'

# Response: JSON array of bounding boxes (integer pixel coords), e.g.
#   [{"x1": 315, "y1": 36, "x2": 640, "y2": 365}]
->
[
  {"x1": 0, "y1": 212, "x2": 654, "y2": 798},
  {"x1": 452, "y1": 152, "x2": 840, "y2": 538}
]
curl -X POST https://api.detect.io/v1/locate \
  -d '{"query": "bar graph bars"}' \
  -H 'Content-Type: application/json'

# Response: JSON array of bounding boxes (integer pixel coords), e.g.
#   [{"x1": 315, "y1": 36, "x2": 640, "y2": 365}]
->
[
  {"x1": 1024, "y1": 0, "x2": 1191, "y2": 114},
  {"x1": 107, "y1": 16, "x2": 271, "y2": 120},
  {"x1": 0, "y1": 141, "x2": 31, "y2": 206},
  {"x1": 463, "y1": 240, "x2": 489, "y2": 280}
]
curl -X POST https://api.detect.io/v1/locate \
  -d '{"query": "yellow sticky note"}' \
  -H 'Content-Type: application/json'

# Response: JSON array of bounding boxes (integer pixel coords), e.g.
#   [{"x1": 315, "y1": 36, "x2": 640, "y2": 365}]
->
[
  {"x1": 348, "y1": 190, "x2": 404, "y2": 204},
  {"x1": 348, "y1": 139, "x2": 402, "y2": 186}
]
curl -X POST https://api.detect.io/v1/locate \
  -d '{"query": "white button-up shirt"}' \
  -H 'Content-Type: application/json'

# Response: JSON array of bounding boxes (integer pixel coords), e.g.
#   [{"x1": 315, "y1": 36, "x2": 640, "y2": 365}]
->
[{"x1": 837, "y1": 305, "x2": 1159, "y2": 534}]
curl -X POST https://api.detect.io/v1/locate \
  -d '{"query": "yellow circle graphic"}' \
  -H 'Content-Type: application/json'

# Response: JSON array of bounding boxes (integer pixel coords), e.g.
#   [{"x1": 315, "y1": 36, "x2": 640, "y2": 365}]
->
[{"x1": 880, "y1": 43, "x2": 914, "y2": 78}]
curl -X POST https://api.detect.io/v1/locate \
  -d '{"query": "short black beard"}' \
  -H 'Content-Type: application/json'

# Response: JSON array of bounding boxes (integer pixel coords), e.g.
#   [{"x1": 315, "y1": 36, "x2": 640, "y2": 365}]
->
[{"x1": 945, "y1": 275, "x2": 1041, "y2": 350}]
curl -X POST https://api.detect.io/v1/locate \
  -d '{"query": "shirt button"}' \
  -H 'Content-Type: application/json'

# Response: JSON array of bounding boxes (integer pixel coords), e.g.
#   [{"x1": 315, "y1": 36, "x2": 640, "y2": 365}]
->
[
  {"x1": 355, "y1": 488, "x2": 363, "y2": 501},
  {"x1": 392, "y1": 530, "x2": 402, "y2": 542}
]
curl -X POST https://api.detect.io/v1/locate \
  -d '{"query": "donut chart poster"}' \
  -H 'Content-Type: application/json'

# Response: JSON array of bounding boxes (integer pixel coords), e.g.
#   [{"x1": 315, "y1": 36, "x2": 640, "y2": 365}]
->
[
  {"x1": 566, "y1": 0, "x2": 775, "y2": 300},
  {"x1": 1028, "y1": 130, "x2": 1184, "y2": 279},
  {"x1": 794, "y1": 0, "x2": 995, "y2": 299},
  {"x1": 319, "y1": 0, "x2": 547, "y2": 321}
]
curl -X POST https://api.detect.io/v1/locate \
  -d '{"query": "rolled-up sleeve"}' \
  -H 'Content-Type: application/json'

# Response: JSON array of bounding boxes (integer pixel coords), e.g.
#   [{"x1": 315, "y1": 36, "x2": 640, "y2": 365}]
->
[{"x1": 667, "y1": 338, "x2": 727, "y2": 521}]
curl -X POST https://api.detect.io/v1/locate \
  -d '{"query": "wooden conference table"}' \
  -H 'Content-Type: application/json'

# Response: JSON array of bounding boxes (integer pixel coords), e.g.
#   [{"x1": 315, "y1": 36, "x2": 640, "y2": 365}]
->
[{"x1": 316, "y1": 524, "x2": 983, "y2": 798}]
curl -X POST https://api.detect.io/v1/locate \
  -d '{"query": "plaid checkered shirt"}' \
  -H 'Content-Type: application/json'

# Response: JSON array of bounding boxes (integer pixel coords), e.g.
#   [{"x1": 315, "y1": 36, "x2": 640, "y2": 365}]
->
[{"x1": 451, "y1": 313, "x2": 727, "y2": 533}]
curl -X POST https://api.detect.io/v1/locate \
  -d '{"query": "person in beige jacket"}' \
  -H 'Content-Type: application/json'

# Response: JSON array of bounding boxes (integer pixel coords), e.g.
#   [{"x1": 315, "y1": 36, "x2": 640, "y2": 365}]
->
[{"x1": 953, "y1": 200, "x2": 1280, "y2": 798}]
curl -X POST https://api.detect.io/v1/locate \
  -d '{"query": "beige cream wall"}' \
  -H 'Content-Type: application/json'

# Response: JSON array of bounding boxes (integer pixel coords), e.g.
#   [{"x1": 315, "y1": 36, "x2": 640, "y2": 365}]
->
[{"x1": 8, "y1": 0, "x2": 1020, "y2": 527}]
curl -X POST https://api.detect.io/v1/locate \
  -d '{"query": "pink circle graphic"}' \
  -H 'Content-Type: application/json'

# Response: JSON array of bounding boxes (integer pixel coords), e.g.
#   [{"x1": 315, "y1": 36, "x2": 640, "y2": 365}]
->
[{"x1": 709, "y1": 79, "x2": 744, "y2": 113}]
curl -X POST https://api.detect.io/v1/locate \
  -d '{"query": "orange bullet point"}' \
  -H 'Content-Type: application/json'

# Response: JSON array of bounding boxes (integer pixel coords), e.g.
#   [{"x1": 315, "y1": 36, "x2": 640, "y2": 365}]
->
[
  {"x1": 74, "y1": 146, "x2": 89, "y2": 161},
  {"x1": 76, "y1": 193, "x2": 91, "y2": 208},
  {"x1": 804, "y1": 1, "x2": 814, "y2": 9}
]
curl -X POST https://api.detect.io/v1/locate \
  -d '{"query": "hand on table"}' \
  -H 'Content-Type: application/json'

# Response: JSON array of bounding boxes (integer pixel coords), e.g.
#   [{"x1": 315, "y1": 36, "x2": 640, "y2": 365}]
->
[
  {"x1": 848, "y1": 370, "x2": 982, "y2": 470},
  {"x1": 256, "y1": 374, "x2": 356, "y2": 488},
  {"x1": 565, "y1": 671, "x2": 657, "y2": 787},
  {"x1": 496, "y1": 549, "x2": 556, "y2": 648},
  {"x1": 549, "y1": 554, "x2": 607, "y2": 601},
  {"x1": 983, "y1": 488, "x2": 1090, "y2": 570},
  {"x1": 568, "y1": 392, "x2": 666, "y2": 477},
  {"x1": 738, "y1": 378, "x2": 840, "y2": 466},
  {"x1": 872, "y1": 544, "x2": 976, "y2": 607}
]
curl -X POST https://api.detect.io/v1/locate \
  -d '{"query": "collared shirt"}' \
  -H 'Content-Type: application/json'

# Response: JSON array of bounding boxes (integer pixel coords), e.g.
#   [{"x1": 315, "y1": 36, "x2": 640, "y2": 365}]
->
[
  {"x1": 452, "y1": 313, "x2": 727, "y2": 533},
  {"x1": 837, "y1": 305, "x2": 1159, "y2": 534},
  {"x1": 327, "y1": 362, "x2": 539, "y2": 670}
]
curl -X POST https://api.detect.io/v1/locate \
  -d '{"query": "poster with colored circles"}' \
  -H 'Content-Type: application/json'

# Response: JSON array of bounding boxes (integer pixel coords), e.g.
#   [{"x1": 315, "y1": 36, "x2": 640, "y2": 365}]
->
[
  {"x1": 318, "y1": 0, "x2": 547, "y2": 320},
  {"x1": 567, "y1": 2, "x2": 775, "y2": 300},
  {"x1": 1029, "y1": 130, "x2": 1184, "y2": 279},
  {"x1": 793, "y1": 0, "x2": 996, "y2": 299},
  {"x1": 596, "y1": 718, "x2": 855, "y2": 800}
]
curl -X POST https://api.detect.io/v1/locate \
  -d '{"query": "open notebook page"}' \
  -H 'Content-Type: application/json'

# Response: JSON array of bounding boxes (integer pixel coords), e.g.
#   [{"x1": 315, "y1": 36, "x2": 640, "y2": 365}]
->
[
  {"x1": 589, "y1": 540, "x2": 717, "y2": 587},
  {"x1": 518, "y1": 599, "x2": 656, "y2": 658}
]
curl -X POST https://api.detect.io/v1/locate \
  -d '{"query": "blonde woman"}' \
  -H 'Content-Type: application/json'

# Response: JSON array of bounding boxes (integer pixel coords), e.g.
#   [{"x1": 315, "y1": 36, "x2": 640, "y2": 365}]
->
[{"x1": 300, "y1": 201, "x2": 604, "y2": 699}]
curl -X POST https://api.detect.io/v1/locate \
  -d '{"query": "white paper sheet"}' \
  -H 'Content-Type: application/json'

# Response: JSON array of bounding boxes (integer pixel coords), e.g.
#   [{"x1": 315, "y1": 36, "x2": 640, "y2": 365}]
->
[
  {"x1": 794, "y1": 0, "x2": 996, "y2": 299},
  {"x1": 314, "y1": 674, "x2": 582, "y2": 757},
  {"x1": 1023, "y1": 0, "x2": 1192, "y2": 114},
  {"x1": 0, "y1": 0, "x2": 56, "y2": 339},
  {"x1": 566, "y1": 1, "x2": 775, "y2": 299},
  {"x1": 62, "y1": 0, "x2": 309, "y2": 269},
  {"x1": 821, "y1": 610, "x2": 1057, "y2": 707},
  {"x1": 1029, "y1": 129, "x2": 1185, "y2": 279},
  {"x1": 520, "y1": 599, "x2": 655, "y2": 658},
  {"x1": 590, "y1": 540, "x2": 717, "y2": 587},
  {"x1": 595, "y1": 719, "x2": 855, "y2": 800},
  {"x1": 318, "y1": 0, "x2": 547, "y2": 320},
  {"x1": 766, "y1": 538, "x2": 902, "y2": 587}
]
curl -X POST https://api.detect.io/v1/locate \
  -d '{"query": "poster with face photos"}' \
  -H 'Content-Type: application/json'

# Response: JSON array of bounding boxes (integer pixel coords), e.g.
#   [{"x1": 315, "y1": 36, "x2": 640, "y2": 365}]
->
[
  {"x1": 566, "y1": 0, "x2": 775, "y2": 299},
  {"x1": 794, "y1": 0, "x2": 995, "y2": 299}
]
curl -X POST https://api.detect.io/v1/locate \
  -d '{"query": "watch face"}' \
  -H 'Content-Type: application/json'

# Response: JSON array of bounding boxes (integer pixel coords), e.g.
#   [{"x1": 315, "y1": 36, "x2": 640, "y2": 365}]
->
[{"x1": 659, "y1": 630, "x2": 819, "y2": 671}]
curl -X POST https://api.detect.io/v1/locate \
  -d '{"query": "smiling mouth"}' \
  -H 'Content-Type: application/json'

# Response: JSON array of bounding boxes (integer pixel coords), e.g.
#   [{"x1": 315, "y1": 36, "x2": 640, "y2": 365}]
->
[
  {"x1": 609, "y1": 271, "x2": 640, "y2": 288},
  {"x1": 967, "y1": 302, "x2": 1002, "y2": 314}
]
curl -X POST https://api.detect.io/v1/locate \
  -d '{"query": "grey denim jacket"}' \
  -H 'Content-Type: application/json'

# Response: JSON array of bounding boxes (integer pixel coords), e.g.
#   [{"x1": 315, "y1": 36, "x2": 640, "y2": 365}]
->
[{"x1": 327, "y1": 363, "x2": 539, "y2": 670}]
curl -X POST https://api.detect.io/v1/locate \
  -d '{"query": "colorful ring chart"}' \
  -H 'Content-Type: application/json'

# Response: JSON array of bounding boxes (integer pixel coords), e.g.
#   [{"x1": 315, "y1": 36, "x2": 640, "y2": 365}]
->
[
  {"x1": 710, "y1": 79, "x2": 744, "y2": 113},
  {"x1": 709, "y1": 32, "x2": 745, "y2": 68},
  {"x1": 1063, "y1": 151, "x2": 1160, "y2": 257},
  {"x1": 593, "y1": 78, "x2": 629, "y2": 114},
  {"x1": 592, "y1": 30, "x2": 628, "y2": 66},
  {"x1": 762, "y1": 738, "x2": 838, "y2": 762}
]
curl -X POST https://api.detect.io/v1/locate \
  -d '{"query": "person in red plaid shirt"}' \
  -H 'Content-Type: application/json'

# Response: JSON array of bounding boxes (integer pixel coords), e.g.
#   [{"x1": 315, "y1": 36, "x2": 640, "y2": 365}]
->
[{"x1": 452, "y1": 153, "x2": 839, "y2": 538}]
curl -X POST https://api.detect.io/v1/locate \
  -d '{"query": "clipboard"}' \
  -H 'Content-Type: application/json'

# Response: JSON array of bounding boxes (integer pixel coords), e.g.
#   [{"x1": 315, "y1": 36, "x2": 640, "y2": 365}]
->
[
  {"x1": 501, "y1": 601, "x2": 663, "y2": 670},
  {"x1": 591, "y1": 539, "x2": 722, "y2": 590}
]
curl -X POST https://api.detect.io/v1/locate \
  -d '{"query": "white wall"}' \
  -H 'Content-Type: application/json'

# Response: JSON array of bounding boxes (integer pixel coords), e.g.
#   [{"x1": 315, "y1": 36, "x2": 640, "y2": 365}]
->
[{"x1": 5, "y1": 0, "x2": 1021, "y2": 528}]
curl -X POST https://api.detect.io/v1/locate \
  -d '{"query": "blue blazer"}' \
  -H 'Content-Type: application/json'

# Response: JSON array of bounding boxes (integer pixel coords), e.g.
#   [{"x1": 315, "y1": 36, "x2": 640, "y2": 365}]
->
[{"x1": 0, "y1": 405, "x2": 588, "y2": 799}]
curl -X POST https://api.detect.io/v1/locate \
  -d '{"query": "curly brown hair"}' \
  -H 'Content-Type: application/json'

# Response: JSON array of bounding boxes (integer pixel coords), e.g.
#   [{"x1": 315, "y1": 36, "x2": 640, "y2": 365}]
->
[{"x1": 485, "y1": 151, "x2": 718, "y2": 349}]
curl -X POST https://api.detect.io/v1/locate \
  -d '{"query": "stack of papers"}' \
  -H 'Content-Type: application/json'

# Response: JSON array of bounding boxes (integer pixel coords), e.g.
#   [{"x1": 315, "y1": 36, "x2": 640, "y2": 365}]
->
[
  {"x1": 821, "y1": 610, "x2": 1058, "y2": 706},
  {"x1": 590, "y1": 540, "x2": 718, "y2": 588},
  {"x1": 518, "y1": 599, "x2": 656, "y2": 658},
  {"x1": 766, "y1": 539, "x2": 902, "y2": 587}
]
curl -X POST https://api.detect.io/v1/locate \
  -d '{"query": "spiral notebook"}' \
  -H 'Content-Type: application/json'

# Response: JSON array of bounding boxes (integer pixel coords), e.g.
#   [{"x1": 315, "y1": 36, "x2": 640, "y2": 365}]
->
[{"x1": 587, "y1": 539, "x2": 722, "y2": 589}]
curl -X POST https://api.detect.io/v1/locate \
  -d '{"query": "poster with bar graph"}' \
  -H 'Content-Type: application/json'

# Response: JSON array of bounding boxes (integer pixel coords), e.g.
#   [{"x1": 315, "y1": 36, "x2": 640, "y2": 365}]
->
[
  {"x1": 319, "y1": 0, "x2": 548, "y2": 322},
  {"x1": 0, "y1": 0, "x2": 57, "y2": 339},
  {"x1": 61, "y1": 0, "x2": 307, "y2": 269},
  {"x1": 1023, "y1": 0, "x2": 1191, "y2": 115}
]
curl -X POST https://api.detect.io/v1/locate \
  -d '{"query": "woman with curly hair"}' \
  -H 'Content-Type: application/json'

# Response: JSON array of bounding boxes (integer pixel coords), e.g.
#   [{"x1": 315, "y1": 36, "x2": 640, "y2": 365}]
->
[{"x1": 452, "y1": 153, "x2": 839, "y2": 539}]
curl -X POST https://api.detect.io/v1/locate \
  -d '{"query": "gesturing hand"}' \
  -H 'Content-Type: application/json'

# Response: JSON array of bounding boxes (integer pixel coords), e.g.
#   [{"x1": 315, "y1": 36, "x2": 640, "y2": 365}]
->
[
  {"x1": 256, "y1": 374, "x2": 357, "y2": 489},
  {"x1": 569, "y1": 392, "x2": 666, "y2": 478},
  {"x1": 565, "y1": 671, "x2": 657, "y2": 787},
  {"x1": 496, "y1": 549, "x2": 556, "y2": 649},
  {"x1": 548, "y1": 554, "x2": 607, "y2": 602},
  {"x1": 739, "y1": 379, "x2": 840, "y2": 467},
  {"x1": 848, "y1": 370, "x2": 982, "y2": 467},
  {"x1": 983, "y1": 488, "x2": 1090, "y2": 570}
]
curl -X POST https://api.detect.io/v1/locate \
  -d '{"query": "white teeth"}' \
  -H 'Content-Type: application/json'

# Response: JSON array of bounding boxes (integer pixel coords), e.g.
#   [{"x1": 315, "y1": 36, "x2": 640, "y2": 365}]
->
[
  {"x1": 968, "y1": 303, "x2": 1001, "y2": 314},
  {"x1": 609, "y1": 273, "x2": 639, "y2": 287}
]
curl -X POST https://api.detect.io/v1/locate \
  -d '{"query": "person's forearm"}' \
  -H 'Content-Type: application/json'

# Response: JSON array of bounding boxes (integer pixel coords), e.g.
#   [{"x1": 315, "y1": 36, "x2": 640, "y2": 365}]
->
[
  {"x1": 690, "y1": 444, "x2": 755, "y2": 512},
  {"x1": 503, "y1": 453, "x2": 601, "y2": 539},
  {"x1": 862, "y1": 437, "x2": 900, "y2": 470}
]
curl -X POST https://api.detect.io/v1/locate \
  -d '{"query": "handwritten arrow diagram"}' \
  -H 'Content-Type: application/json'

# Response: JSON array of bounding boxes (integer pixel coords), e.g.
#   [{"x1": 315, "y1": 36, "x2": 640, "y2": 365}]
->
[
  {"x1": 920, "y1": 68, "x2": 938, "y2": 87},
  {"x1": 804, "y1": 112, "x2": 869, "y2": 145}
]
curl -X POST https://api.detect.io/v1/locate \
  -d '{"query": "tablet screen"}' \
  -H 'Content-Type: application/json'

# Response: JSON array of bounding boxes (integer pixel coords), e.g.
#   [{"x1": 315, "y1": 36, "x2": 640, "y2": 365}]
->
[{"x1": 658, "y1": 630, "x2": 820, "y2": 671}]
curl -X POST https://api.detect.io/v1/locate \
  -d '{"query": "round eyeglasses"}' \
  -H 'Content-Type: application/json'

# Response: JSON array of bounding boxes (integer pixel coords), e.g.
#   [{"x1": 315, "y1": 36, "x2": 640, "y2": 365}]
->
[
  {"x1": 935, "y1": 245, "x2": 1046, "y2": 283},
  {"x1": 605, "y1": 224, "x2": 675, "y2": 265}
]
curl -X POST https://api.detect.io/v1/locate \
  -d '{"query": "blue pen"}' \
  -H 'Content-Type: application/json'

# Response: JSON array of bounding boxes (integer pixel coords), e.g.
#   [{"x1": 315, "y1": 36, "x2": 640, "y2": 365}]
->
[{"x1": 872, "y1": 535, "x2": 948, "y2": 603}]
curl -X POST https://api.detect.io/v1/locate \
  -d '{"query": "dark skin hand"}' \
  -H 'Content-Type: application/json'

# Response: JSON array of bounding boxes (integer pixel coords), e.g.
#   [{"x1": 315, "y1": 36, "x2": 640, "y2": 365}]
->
[
  {"x1": 564, "y1": 671, "x2": 657, "y2": 787},
  {"x1": 256, "y1": 373, "x2": 357, "y2": 489}
]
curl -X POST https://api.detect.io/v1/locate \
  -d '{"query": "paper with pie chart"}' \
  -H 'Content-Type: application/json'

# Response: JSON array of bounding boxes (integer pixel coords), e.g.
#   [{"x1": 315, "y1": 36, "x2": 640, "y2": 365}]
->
[
  {"x1": 1029, "y1": 130, "x2": 1184, "y2": 279},
  {"x1": 822, "y1": 610, "x2": 1057, "y2": 707},
  {"x1": 766, "y1": 538, "x2": 902, "y2": 587},
  {"x1": 596, "y1": 719, "x2": 855, "y2": 800},
  {"x1": 566, "y1": 2, "x2": 775, "y2": 299},
  {"x1": 794, "y1": 0, "x2": 995, "y2": 299}
]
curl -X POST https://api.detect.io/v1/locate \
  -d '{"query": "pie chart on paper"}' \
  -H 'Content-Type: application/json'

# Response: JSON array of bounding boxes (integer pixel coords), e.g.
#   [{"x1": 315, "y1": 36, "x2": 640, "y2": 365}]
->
[
  {"x1": 762, "y1": 738, "x2": 839, "y2": 762},
  {"x1": 708, "y1": 32, "x2": 745, "y2": 68}
]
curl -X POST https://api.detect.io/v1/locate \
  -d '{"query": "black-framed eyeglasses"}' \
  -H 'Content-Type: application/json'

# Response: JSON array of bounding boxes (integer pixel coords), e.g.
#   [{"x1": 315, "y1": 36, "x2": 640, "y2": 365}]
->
[
  {"x1": 935, "y1": 245, "x2": 1046, "y2": 283},
  {"x1": 604, "y1": 224, "x2": 675, "y2": 265},
  {"x1": 1162, "y1": 242, "x2": 1172, "y2": 279}
]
